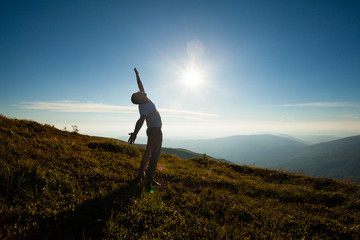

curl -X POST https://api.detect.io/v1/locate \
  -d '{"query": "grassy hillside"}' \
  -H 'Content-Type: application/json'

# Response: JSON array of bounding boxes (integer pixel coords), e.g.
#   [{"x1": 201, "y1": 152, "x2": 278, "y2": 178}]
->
[{"x1": 1, "y1": 115, "x2": 360, "y2": 239}]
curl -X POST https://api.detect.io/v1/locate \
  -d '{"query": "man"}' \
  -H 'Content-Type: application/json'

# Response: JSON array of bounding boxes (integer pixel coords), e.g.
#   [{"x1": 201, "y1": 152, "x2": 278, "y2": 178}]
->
[{"x1": 128, "y1": 68, "x2": 162, "y2": 189}]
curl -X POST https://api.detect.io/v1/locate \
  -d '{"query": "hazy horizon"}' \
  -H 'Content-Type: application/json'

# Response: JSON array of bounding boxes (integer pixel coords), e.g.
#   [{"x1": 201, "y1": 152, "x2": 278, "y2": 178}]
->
[{"x1": 116, "y1": 131, "x2": 357, "y2": 146}]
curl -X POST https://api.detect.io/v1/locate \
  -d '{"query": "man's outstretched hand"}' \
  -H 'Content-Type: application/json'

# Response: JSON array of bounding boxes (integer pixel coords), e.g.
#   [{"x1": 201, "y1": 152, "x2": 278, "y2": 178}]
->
[
  {"x1": 128, "y1": 132, "x2": 137, "y2": 144},
  {"x1": 134, "y1": 68, "x2": 139, "y2": 77}
]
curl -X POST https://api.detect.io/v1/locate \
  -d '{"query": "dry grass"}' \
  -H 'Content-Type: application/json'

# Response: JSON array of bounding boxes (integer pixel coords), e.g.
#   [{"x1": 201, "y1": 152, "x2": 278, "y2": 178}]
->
[{"x1": 1, "y1": 115, "x2": 359, "y2": 239}]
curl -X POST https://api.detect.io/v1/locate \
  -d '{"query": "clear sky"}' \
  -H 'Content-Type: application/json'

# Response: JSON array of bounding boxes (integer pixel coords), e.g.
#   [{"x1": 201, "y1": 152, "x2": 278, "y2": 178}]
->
[{"x1": 1, "y1": 0, "x2": 360, "y2": 139}]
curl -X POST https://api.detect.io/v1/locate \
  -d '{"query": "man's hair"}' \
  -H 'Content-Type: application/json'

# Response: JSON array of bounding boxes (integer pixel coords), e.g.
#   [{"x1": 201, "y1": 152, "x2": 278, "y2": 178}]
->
[
  {"x1": 131, "y1": 92, "x2": 146, "y2": 104},
  {"x1": 131, "y1": 92, "x2": 138, "y2": 104}
]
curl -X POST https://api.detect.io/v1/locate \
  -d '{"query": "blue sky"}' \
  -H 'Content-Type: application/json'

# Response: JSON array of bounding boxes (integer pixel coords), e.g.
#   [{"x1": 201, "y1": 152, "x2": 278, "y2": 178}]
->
[{"x1": 1, "y1": 0, "x2": 360, "y2": 139}]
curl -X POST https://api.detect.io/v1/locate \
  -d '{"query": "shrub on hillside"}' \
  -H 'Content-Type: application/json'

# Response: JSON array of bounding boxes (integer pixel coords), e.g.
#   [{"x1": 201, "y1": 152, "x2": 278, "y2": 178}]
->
[{"x1": 88, "y1": 141, "x2": 140, "y2": 157}]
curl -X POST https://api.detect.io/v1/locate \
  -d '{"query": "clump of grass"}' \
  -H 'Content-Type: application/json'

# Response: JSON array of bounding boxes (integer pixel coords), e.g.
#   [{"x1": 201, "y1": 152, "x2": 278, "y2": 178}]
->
[{"x1": 88, "y1": 140, "x2": 140, "y2": 157}]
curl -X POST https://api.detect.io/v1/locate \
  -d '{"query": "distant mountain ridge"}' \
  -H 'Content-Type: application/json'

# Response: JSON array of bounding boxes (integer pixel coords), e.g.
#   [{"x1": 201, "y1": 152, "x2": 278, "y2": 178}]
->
[
  {"x1": 276, "y1": 135, "x2": 360, "y2": 180},
  {"x1": 160, "y1": 134, "x2": 307, "y2": 165},
  {"x1": 133, "y1": 143, "x2": 231, "y2": 163}
]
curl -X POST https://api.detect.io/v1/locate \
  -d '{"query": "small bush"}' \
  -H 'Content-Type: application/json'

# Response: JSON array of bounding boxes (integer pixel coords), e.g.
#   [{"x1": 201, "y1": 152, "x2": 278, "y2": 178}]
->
[{"x1": 88, "y1": 141, "x2": 140, "y2": 157}]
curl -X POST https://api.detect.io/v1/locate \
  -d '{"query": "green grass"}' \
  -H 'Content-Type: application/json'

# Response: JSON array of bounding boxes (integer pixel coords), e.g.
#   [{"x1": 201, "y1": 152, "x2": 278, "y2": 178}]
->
[{"x1": 1, "y1": 115, "x2": 360, "y2": 239}]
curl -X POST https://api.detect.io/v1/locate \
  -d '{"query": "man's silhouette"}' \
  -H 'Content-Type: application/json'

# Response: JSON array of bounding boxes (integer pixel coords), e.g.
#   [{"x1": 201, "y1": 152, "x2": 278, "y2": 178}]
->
[{"x1": 128, "y1": 68, "x2": 162, "y2": 189}]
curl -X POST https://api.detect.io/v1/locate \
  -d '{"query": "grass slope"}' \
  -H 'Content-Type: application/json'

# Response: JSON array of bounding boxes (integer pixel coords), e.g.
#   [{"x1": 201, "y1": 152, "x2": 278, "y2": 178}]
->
[{"x1": 1, "y1": 115, "x2": 360, "y2": 239}]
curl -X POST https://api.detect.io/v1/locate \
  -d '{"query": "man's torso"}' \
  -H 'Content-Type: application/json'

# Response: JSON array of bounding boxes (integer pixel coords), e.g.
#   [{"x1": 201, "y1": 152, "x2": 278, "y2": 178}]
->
[{"x1": 139, "y1": 100, "x2": 162, "y2": 128}]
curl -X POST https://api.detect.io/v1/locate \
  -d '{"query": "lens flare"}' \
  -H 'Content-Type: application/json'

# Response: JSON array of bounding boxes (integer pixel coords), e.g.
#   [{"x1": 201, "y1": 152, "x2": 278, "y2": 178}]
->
[{"x1": 187, "y1": 40, "x2": 204, "y2": 60}]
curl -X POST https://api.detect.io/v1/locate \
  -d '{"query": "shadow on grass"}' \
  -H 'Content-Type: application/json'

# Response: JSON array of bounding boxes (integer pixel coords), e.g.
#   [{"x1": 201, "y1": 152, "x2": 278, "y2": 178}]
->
[{"x1": 29, "y1": 180, "x2": 145, "y2": 240}]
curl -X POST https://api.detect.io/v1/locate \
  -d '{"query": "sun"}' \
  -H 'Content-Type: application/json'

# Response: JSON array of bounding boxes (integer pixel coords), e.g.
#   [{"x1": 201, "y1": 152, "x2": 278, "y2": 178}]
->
[{"x1": 182, "y1": 67, "x2": 204, "y2": 90}]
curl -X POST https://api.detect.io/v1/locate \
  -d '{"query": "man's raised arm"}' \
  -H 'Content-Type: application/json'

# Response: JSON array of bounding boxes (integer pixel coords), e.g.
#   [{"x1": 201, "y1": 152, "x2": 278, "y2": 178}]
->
[{"x1": 134, "y1": 68, "x2": 145, "y2": 93}]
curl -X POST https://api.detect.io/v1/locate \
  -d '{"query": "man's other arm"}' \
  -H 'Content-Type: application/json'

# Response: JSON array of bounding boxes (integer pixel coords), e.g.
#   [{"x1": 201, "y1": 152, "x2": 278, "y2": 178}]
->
[{"x1": 128, "y1": 115, "x2": 146, "y2": 144}]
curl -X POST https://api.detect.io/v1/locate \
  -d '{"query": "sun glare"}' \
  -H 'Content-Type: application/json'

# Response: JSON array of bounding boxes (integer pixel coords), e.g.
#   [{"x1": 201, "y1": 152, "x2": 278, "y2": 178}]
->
[{"x1": 182, "y1": 67, "x2": 203, "y2": 90}]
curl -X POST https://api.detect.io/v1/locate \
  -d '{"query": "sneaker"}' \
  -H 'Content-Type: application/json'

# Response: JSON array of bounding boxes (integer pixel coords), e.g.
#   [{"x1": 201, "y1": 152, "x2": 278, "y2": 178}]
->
[
  {"x1": 146, "y1": 179, "x2": 161, "y2": 191},
  {"x1": 148, "y1": 179, "x2": 161, "y2": 187}
]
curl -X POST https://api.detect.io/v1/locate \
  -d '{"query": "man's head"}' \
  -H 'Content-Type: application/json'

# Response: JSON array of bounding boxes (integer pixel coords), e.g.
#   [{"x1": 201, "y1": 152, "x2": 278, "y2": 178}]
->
[{"x1": 131, "y1": 91, "x2": 148, "y2": 104}]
